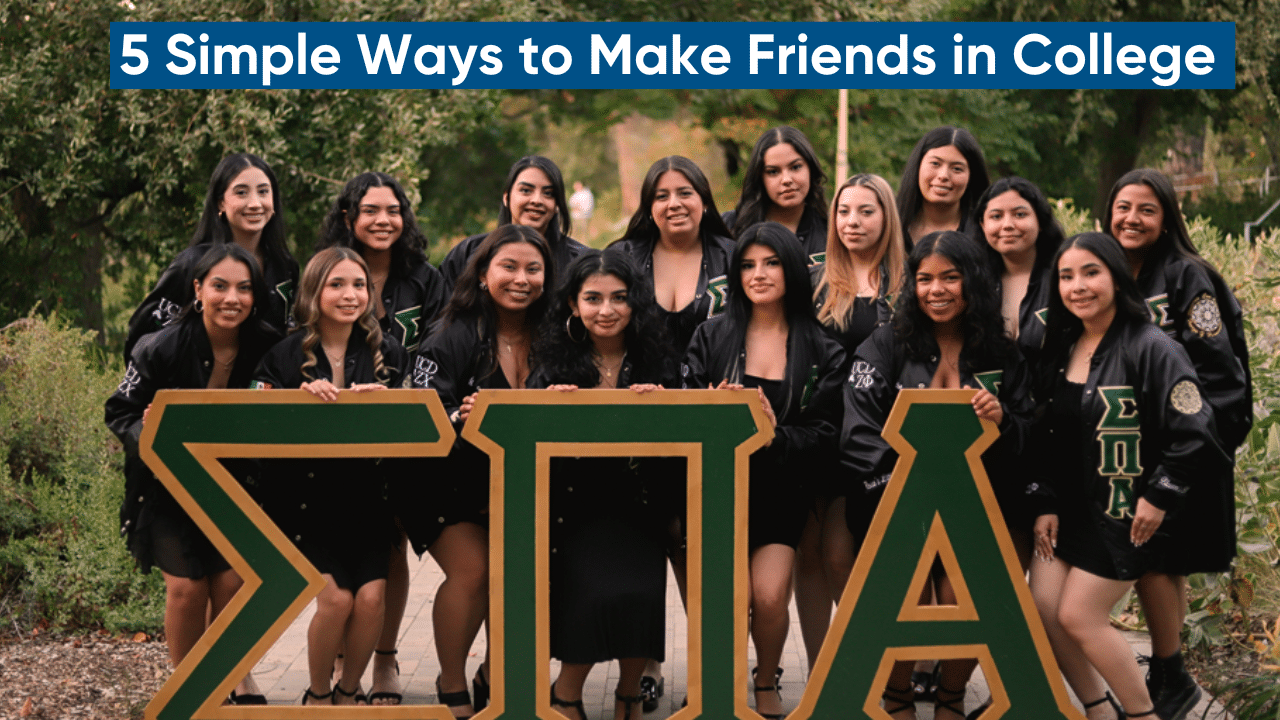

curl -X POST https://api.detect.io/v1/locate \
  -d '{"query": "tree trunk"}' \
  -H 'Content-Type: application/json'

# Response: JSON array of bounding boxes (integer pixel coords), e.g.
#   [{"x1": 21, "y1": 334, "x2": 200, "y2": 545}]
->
[
  {"x1": 1092, "y1": 90, "x2": 1162, "y2": 220},
  {"x1": 74, "y1": 220, "x2": 105, "y2": 344}
]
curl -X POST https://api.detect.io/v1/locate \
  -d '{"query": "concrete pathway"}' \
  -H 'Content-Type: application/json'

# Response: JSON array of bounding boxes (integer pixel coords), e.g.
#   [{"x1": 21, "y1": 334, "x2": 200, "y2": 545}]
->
[{"x1": 252, "y1": 553, "x2": 1229, "y2": 719}]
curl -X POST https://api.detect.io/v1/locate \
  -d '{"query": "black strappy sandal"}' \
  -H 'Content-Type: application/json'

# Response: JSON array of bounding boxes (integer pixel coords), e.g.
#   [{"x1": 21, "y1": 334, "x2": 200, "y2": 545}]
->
[
  {"x1": 437, "y1": 674, "x2": 475, "y2": 719},
  {"x1": 473, "y1": 666, "x2": 491, "y2": 712},
  {"x1": 301, "y1": 688, "x2": 333, "y2": 705},
  {"x1": 882, "y1": 684, "x2": 917, "y2": 719},
  {"x1": 639, "y1": 674, "x2": 664, "y2": 713},
  {"x1": 934, "y1": 684, "x2": 967, "y2": 720},
  {"x1": 551, "y1": 683, "x2": 587, "y2": 720},
  {"x1": 752, "y1": 668, "x2": 784, "y2": 720},
  {"x1": 617, "y1": 689, "x2": 646, "y2": 720},
  {"x1": 1083, "y1": 692, "x2": 1124, "y2": 719},
  {"x1": 368, "y1": 649, "x2": 403, "y2": 706},
  {"x1": 333, "y1": 682, "x2": 366, "y2": 705}
]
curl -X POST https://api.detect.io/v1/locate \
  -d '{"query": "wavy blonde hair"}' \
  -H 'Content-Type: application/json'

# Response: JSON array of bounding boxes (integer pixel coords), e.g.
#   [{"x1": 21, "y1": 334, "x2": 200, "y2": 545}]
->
[
  {"x1": 815, "y1": 174, "x2": 906, "y2": 331},
  {"x1": 293, "y1": 246, "x2": 388, "y2": 383}
]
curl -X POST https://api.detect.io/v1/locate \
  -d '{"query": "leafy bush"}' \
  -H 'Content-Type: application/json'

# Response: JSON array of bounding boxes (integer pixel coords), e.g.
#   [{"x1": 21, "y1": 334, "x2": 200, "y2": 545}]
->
[{"x1": 0, "y1": 313, "x2": 163, "y2": 632}]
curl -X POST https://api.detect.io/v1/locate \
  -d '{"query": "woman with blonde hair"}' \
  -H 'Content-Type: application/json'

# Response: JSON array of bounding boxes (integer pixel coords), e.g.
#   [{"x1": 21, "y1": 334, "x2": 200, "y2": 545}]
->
[
  {"x1": 253, "y1": 246, "x2": 409, "y2": 705},
  {"x1": 795, "y1": 173, "x2": 907, "y2": 671}
]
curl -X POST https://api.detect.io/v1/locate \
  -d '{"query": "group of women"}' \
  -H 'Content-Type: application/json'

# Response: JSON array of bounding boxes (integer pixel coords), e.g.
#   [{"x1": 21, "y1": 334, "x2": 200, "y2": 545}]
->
[{"x1": 105, "y1": 119, "x2": 1249, "y2": 720}]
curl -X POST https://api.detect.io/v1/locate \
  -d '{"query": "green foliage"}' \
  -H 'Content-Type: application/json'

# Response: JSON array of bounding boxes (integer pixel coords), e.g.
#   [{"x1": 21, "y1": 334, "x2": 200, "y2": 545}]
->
[{"x1": 0, "y1": 314, "x2": 163, "y2": 631}]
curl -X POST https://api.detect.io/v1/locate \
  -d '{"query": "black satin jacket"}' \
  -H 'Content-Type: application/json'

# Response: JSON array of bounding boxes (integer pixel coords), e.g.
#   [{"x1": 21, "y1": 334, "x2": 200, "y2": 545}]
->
[
  {"x1": 612, "y1": 233, "x2": 736, "y2": 353},
  {"x1": 124, "y1": 245, "x2": 298, "y2": 359}
]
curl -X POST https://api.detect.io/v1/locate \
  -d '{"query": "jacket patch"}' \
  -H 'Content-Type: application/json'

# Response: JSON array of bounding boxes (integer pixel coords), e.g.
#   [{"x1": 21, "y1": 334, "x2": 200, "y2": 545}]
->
[
  {"x1": 1169, "y1": 380, "x2": 1203, "y2": 415},
  {"x1": 152, "y1": 297, "x2": 181, "y2": 326},
  {"x1": 973, "y1": 370, "x2": 1003, "y2": 397},
  {"x1": 249, "y1": 380, "x2": 272, "y2": 389},
  {"x1": 848, "y1": 360, "x2": 875, "y2": 389},
  {"x1": 1106, "y1": 476, "x2": 1135, "y2": 519},
  {"x1": 1145, "y1": 293, "x2": 1171, "y2": 327},
  {"x1": 1034, "y1": 307, "x2": 1048, "y2": 326},
  {"x1": 706, "y1": 275, "x2": 729, "y2": 318},
  {"x1": 1187, "y1": 292, "x2": 1222, "y2": 337},
  {"x1": 394, "y1": 305, "x2": 424, "y2": 351},
  {"x1": 808, "y1": 252, "x2": 826, "y2": 266}
]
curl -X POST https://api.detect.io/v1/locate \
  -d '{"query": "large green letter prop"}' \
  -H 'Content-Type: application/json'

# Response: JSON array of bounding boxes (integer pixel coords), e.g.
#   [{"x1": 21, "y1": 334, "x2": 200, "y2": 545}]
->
[
  {"x1": 139, "y1": 389, "x2": 454, "y2": 720},
  {"x1": 464, "y1": 389, "x2": 772, "y2": 720},
  {"x1": 793, "y1": 390, "x2": 1081, "y2": 720}
]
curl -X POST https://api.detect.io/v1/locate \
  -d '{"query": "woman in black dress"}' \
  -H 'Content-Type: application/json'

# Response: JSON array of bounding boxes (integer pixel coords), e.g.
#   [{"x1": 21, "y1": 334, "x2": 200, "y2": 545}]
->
[
  {"x1": 411, "y1": 224, "x2": 554, "y2": 718},
  {"x1": 973, "y1": 176, "x2": 1066, "y2": 374},
  {"x1": 840, "y1": 231, "x2": 1032, "y2": 720},
  {"x1": 529, "y1": 248, "x2": 677, "y2": 720},
  {"x1": 316, "y1": 171, "x2": 449, "y2": 704},
  {"x1": 683, "y1": 222, "x2": 847, "y2": 719},
  {"x1": 1028, "y1": 232, "x2": 1228, "y2": 720},
  {"x1": 798, "y1": 172, "x2": 908, "y2": 670},
  {"x1": 125, "y1": 153, "x2": 298, "y2": 359},
  {"x1": 611, "y1": 155, "x2": 736, "y2": 706},
  {"x1": 1103, "y1": 169, "x2": 1251, "y2": 719},
  {"x1": 106, "y1": 243, "x2": 279, "y2": 705},
  {"x1": 896, "y1": 127, "x2": 989, "y2": 252},
  {"x1": 724, "y1": 126, "x2": 829, "y2": 264},
  {"x1": 252, "y1": 247, "x2": 409, "y2": 705},
  {"x1": 438, "y1": 156, "x2": 587, "y2": 296}
]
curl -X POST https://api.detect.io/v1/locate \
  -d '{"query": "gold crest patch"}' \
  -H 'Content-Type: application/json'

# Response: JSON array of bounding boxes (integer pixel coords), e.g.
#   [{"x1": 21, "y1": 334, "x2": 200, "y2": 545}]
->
[
  {"x1": 1187, "y1": 292, "x2": 1222, "y2": 337},
  {"x1": 1170, "y1": 380, "x2": 1202, "y2": 415}
]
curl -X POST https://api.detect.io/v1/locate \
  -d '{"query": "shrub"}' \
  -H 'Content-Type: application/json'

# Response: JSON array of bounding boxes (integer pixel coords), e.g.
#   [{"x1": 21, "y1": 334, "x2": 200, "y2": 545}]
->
[{"x1": 0, "y1": 313, "x2": 163, "y2": 632}]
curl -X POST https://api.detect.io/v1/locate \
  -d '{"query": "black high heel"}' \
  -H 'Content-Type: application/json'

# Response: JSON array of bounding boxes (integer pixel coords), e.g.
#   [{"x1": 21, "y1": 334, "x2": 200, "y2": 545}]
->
[
  {"x1": 882, "y1": 684, "x2": 917, "y2": 719},
  {"x1": 551, "y1": 682, "x2": 587, "y2": 720},
  {"x1": 437, "y1": 674, "x2": 475, "y2": 719},
  {"x1": 752, "y1": 667, "x2": 784, "y2": 720},
  {"x1": 1083, "y1": 692, "x2": 1124, "y2": 719},
  {"x1": 333, "y1": 682, "x2": 366, "y2": 705},
  {"x1": 473, "y1": 665, "x2": 491, "y2": 712},
  {"x1": 934, "y1": 684, "x2": 967, "y2": 720},
  {"x1": 301, "y1": 688, "x2": 333, "y2": 705},
  {"x1": 639, "y1": 674, "x2": 664, "y2": 713},
  {"x1": 617, "y1": 689, "x2": 645, "y2": 720}
]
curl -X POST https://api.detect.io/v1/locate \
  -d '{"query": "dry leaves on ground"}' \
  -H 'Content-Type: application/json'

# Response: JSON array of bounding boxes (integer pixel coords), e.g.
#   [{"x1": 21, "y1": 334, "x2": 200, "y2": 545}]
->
[{"x1": 0, "y1": 631, "x2": 170, "y2": 719}]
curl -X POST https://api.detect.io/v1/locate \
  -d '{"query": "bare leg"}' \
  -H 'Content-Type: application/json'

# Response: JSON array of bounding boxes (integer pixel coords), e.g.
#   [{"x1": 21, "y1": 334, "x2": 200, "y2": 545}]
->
[
  {"x1": 1029, "y1": 557, "x2": 1111, "y2": 707},
  {"x1": 371, "y1": 533, "x2": 409, "y2": 704},
  {"x1": 208, "y1": 569, "x2": 263, "y2": 699},
  {"x1": 1134, "y1": 572, "x2": 1187, "y2": 658},
  {"x1": 308, "y1": 576, "x2": 353, "y2": 698},
  {"x1": 794, "y1": 509, "x2": 831, "y2": 672},
  {"x1": 429, "y1": 521, "x2": 488, "y2": 718},
  {"x1": 1058, "y1": 569, "x2": 1153, "y2": 715},
  {"x1": 335, "y1": 579, "x2": 386, "y2": 705},
  {"x1": 750, "y1": 543, "x2": 795, "y2": 718},
  {"x1": 616, "y1": 657, "x2": 649, "y2": 720},
  {"x1": 161, "y1": 572, "x2": 212, "y2": 667},
  {"x1": 933, "y1": 571, "x2": 977, "y2": 719},
  {"x1": 822, "y1": 497, "x2": 856, "y2": 605},
  {"x1": 883, "y1": 662, "x2": 919, "y2": 720},
  {"x1": 552, "y1": 663, "x2": 592, "y2": 720}
]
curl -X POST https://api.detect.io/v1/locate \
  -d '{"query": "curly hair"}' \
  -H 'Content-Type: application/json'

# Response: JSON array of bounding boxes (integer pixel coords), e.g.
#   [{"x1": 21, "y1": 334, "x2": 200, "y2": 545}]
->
[
  {"x1": 617, "y1": 156, "x2": 733, "y2": 245},
  {"x1": 896, "y1": 127, "x2": 990, "y2": 242},
  {"x1": 316, "y1": 171, "x2": 428, "y2": 276},
  {"x1": 533, "y1": 248, "x2": 675, "y2": 387},
  {"x1": 894, "y1": 230, "x2": 1011, "y2": 367},
  {"x1": 293, "y1": 247, "x2": 388, "y2": 383},
  {"x1": 972, "y1": 176, "x2": 1066, "y2": 278},
  {"x1": 815, "y1": 173, "x2": 906, "y2": 331},
  {"x1": 190, "y1": 153, "x2": 292, "y2": 271},
  {"x1": 730, "y1": 126, "x2": 828, "y2": 239}
]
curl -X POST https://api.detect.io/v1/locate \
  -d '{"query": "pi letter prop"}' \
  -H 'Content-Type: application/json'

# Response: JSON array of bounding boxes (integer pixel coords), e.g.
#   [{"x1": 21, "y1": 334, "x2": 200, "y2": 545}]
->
[
  {"x1": 796, "y1": 389, "x2": 1081, "y2": 720},
  {"x1": 138, "y1": 389, "x2": 454, "y2": 720}
]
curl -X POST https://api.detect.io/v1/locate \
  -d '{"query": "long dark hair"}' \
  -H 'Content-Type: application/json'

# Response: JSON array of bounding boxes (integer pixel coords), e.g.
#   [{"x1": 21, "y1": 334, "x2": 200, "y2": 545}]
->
[
  {"x1": 896, "y1": 127, "x2": 990, "y2": 238},
  {"x1": 894, "y1": 230, "x2": 1010, "y2": 367},
  {"x1": 177, "y1": 243, "x2": 276, "y2": 340},
  {"x1": 1039, "y1": 232, "x2": 1150, "y2": 391},
  {"x1": 730, "y1": 126, "x2": 828, "y2": 238},
  {"x1": 972, "y1": 176, "x2": 1066, "y2": 278},
  {"x1": 438, "y1": 225, "x2": 554, "y2": 372},
  {"x1": 618, "y1": 156, "x2": 733, "y2": 245},
  {"x1": 317, "y1": 171, "x2": 427, "y2": 276},
  {"x1": 534, "y1": 248, "x2": 675, "y2": 387},
  {"x1": 191, "y1": 153, "x2": 291, "y2": 270},
  {"x1": 1102, "y1": 168, "x2": 1213, "y2": 273},
  {"x1": 293, "y1": 247, "x2": 389, "y2": 383},
  {"x1": 499, "y1": 155, "x2": 572, "y2": 240}
]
